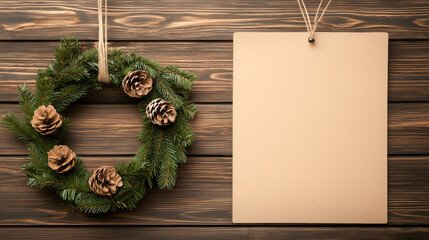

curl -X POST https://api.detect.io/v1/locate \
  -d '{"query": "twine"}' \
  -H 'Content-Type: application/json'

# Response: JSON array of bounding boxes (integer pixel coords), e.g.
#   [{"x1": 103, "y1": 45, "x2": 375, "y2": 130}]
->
[
  {"x1": 97, "y1": 0, "x2": 109, "y2": 83},
  {"x1": 296, "y1": 0, "x2": 332, "y2": 41}
]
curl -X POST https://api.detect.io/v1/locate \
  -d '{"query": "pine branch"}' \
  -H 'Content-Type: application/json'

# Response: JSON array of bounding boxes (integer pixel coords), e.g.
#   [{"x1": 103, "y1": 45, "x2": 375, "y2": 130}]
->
[
  {"x1": 171, "y1": 113, "x2": 195, "y2": 148},
  {"x1": 132, "y1": 54, "x2": 162, "y2": 79},
  {"x1": 148, "y1": 127, "x2": 164, "y2": 186},
  {"x1": 52, "y1": 37, "x2": 81, "y2": 75},
  {"x1": 3, "y1": 36, "x2": 197, "y2": 214},
  {"x1": 182, "y1": 102, "x2": 198, "y2": 120},
  {"x1": 50, "y1": 117, "x2": 71, "y2": 145},
  {"x1": 2, "y1": 113, "x2": 43, "y2": 146},
  {"x1": 175, "y1": 143, "x2": 188, "y2": 164},
  {"x1": 156, "y1": 130, "x2": 178, "y2": 189},
  {"x1": 162, "y1": 65, "x2": 196, "y2": 91},
  {"x1": 55, "y1": 63, "x2": 88, "y2": 86},
  {"x1": 17, "y1": 84, "x2": 37, "y2": 120},
  {"x1": 28, "y1": 143, "x2": 49, "y2": 170},
  {"x1": 51, "y1": 84, "x2": 89, "y2": 112},
  {"x1": 35, "y1": 75, "x2": 57, "y2": 106},
  {"x1": 155, "y1": 75, "x2": 184, "y2": 108},
  {"x1": 74, "y1": 192, "x2": 116, "y2": 214},
  {"x1": 109, "y1": 52, "x2": 163, "y2": 88}
]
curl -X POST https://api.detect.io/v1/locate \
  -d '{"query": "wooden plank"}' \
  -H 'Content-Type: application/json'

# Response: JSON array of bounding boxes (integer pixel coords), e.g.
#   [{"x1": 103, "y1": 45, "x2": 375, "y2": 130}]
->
[
  {"x1": 3, "y1": 102, "x2": 429, "y2": 155},
  {"x1": 389, "y1": 156, "x2": 429, "y2": 224},
  {"x1": 0, "y1": 156, "x2": 428, "y2": 225},
  {"x1": 389, "y1": 103, "x2": 429, "y2": 155},
  {"x1": 0, "y1": 41, "x2": 429, "y2": 103},
  {"x1": 1, "y1": 227, "x2": 429, "y2": 239},
  {"x1": 0, "y1": 156, "x2": 232, "y2": 225},
  {"x1": 0, "y1": 104, "x2": 232, "y2": 156},
  {"x1": 389, "y1": 42, "x2": 429, "y2": 101},
  {"x1": 0, "y1": 41, "x2": 232, "y2": 103},
  {"x1": 1, "y1": 0, "x2": 429, "y2": 40},
  {"x1": 0, "y1": 41, "x2": 428, "y2": 103}
]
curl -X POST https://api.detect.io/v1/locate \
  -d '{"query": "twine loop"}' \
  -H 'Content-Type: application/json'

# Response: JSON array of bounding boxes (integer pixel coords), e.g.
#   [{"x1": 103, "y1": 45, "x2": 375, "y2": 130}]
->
[
  {"x1": 296, "y1": 0, "x2": 332, "y2": 42},
  {"x1": 97, "y1": 0, "x2": 109, "y2": 83}
]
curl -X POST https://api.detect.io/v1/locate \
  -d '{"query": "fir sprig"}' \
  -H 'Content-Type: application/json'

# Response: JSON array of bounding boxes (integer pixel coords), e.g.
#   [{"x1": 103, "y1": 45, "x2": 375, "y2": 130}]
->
[{"x1": 2, "y1": 36, "x2": 197, "y2": 213}]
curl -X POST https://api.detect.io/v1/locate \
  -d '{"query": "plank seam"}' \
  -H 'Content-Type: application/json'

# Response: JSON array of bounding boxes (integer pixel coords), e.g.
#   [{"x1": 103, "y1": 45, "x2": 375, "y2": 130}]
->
[
  {"x1": 0, "y1": 39, "x2": 427, "y2": 42},
  {"x1": 0, "y1": 224, "x2": 428, "y2": 228}
]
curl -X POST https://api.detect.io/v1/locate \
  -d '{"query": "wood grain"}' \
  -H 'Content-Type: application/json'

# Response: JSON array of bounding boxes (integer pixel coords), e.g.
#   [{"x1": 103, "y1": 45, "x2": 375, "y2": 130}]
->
[
  {"x1": 0, "y1": 0, "x2": 429, "y2": 40},
  {"x1": 389, "y1": 156, "x2": 429, "y2": 224},
  {"x1": 0, "y1": 104, "x2": 232, "y2": 156},
  {"x1": 0, "y1": 156, "x2": 231, "y2": 225},
  {"x1": 0, "y1": 41, "x2": 428, "y2": 103},
  {"x1": 1, "y1": 0, "x2": 429, "y2": 234},
  {"x1": 0, "y1": 156, "x2": 428, "y2": 225},
  {"x1": 3, "y1": 102, "x2": 429, "y2": 155},
  {"x1": 389, "y1": 103, "x2": 429, "y2": 155},
  {"x1": 389, "y1": 41, "x2": 429, "y2": 101},
  {"x1": 0, "y1": 41, "x2": 232, "y2": 103},
  {"x1": 1, "y1": 227, "x2": 429, "y2": 239}
]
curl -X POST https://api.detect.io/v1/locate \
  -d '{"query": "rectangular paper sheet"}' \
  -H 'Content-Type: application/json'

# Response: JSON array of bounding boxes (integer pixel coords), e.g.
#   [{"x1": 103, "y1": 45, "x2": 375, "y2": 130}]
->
[{"x1": 233, "y1": 32, "x2": 388, "y2": 223}]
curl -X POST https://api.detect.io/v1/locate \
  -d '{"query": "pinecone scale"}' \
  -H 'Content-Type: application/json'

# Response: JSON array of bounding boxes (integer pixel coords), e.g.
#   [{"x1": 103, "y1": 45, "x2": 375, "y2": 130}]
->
[
  {"x1": 146, "y1": 98, "x2": 177, "y2": 126},
  {"x1": 48, "y1": 145, "x2": 76, "y2": 174},
  {"x1": 89, "y1": 166, "x2": 123, "y2": 196},
  {"x1": 122, "y1": 70, "x2": 153, "y2": 98},
  {"x1": 31, "y1": 105, "x2": 63, "y2": 135}
]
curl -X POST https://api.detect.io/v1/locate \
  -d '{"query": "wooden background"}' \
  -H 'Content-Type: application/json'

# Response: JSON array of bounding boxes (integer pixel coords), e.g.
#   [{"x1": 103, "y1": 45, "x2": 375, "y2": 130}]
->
[{"x1": 0, "y1": 0, "x2": 429, "y2": 239}]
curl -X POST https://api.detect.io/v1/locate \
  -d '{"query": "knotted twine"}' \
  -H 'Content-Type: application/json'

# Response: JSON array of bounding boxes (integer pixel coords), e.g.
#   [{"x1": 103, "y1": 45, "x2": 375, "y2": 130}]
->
[
  {"x1": 296, "y1": 0, "x2": 332, "y2": 42},
  {"x1": 97, "y1": 0, "x2": 109, "y2": 83}
]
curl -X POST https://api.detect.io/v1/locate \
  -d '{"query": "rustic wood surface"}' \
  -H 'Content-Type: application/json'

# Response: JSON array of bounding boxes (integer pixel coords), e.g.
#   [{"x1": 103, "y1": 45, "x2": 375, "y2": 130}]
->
[
  {"x1": 1, "y1": 0, "x2": 429, "y2": 239},
  {"x1": 0, "y1": 41, "x2": 232, "y2": 103},
  {"x1": 0, "y1": 104, "x2": 232, "y2": 156},
  {"x1": 1, "y1": 41, "x2": 429, "y2": 103},
  {"x1": 0, "y1": 156, "x2": 428, "y2": 225},
  {"x1": 1, "y1": 0, "x2": 429, "y2": 40},
  {"x1": 1, "y1": 227, "x2": 429, "y2": 239},
  {"x1": 2, "y1": 103, "x2": 429, "y2": 155}
]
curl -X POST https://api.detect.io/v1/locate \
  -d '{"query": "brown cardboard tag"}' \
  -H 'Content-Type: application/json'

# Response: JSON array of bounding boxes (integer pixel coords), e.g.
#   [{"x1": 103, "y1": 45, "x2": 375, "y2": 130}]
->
[{"x1": 233, "y1": 32, "x2": 388, "y2": 223}]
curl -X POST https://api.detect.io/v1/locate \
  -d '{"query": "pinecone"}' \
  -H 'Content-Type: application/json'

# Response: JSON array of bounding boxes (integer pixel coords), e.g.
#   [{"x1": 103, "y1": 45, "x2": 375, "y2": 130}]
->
[
  {"x1": 31, "y1": 105, "x2": 63, "y2": 135},
  {"x1": 122, "y1": 70, "x2": 153, "y2": 98},
  {"x1": 47, "y1": 145, "x2": 76, "y2": 174},
  {"x1": 88, "y1": 166, "x2": 123, "y2": 196},
  {"x1": 146, "y1": 98, "x2": 177, "y2": 126}
]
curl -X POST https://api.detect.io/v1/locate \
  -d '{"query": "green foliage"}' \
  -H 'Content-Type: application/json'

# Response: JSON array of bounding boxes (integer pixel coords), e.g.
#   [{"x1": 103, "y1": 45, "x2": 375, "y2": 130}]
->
[
  {"x1": 2, "y1": 36, "x2": 197, "y2": 214},
  {"x1": 51, "y1": 84, "x2": 90, "y2": 112},
  {"x1": 17, "y1": 85, "x2": 37, "y2": 120},
  {"x1": 163, "y1": 65, "x2": 196, "y2": 91},
  {"x1": 2, "y1": 113, "x2": 43, "y2": 146}
]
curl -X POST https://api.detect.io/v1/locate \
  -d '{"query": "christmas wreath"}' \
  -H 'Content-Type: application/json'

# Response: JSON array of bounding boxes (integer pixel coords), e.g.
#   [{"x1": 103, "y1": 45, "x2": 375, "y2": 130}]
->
[{"x1": 2, "y1": 37, "x2": 197, "y2": 213}]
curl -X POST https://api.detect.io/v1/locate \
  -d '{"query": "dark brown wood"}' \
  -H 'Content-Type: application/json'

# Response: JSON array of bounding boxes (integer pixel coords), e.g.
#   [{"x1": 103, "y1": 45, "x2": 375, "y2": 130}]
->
[
  {"x1": 389, "y1": 42, "x2": 429, "y2": 101},
  {"x1": 0, "y1": 41, "x2": 232, "y2": 103},
  {"x1": 0, "y1": 41, "x2": 429, "y2": 103},
  {"x1": 1, "y1": 227, "x2": 429, "y2": 239},
  {"x1": 0, "y1": 156, "x2": 428, "y2": 225},
  {"x1": 0, "y1": 156, "x2": 232, "y2": 225},
  {"x1": 389, "y1": 103, "x2": 429, "y2": 155},
  {"x1": 1, "y1": 0, "x2": 429, "y2": 236},
  {"x1": 3, "y1": 103, "x2": 429, "y2": 155},
  {"x1": 389, "y1": 156, "x2": 429, "y2": 224},
  {"x1": 0, "y1": 0, "x2": 429, "y2": 40},
  {"x1": 0, "y1": 104, "x2": 232, "y2": 156}
]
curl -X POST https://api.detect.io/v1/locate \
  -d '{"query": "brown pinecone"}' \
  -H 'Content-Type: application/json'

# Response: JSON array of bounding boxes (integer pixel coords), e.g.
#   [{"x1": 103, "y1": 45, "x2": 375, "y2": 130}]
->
[
  {"x1": 47, "y1": 145, "x2": 76, "y2": 174},
  {"x1": 31, "y1": 105, "x2": 63, "y2": 135},
  {"x1": 146, "y1": 98, "x2": 177, "y2": 126},
  {"x1": 88, "y1": 166, "x2": 123, "y2": 196},
  {"x1": 122, "y1": 70, "x2": 153, "y2": 98}
]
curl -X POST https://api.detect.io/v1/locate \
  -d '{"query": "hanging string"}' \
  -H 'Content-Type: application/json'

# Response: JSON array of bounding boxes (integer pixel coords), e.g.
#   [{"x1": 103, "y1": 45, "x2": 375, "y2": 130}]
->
[
  {"x1": 296, "y1": 0, "x2": 332, "y2": 43},
  {"x1": 97, "y1": 0, "x2": 109, "y2": 83}
]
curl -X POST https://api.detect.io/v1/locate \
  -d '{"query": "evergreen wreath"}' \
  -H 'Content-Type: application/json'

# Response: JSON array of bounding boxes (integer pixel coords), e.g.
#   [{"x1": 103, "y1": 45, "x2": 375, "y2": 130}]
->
[{"x1": 2, "y1": 37, "x2": 197, "y2": 214}]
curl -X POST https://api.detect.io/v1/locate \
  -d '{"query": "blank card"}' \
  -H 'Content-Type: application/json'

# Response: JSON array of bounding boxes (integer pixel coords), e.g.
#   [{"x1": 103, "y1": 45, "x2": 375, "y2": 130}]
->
[{"x1": 233, "y1": 32, "x2": 388, "y2": 223}]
